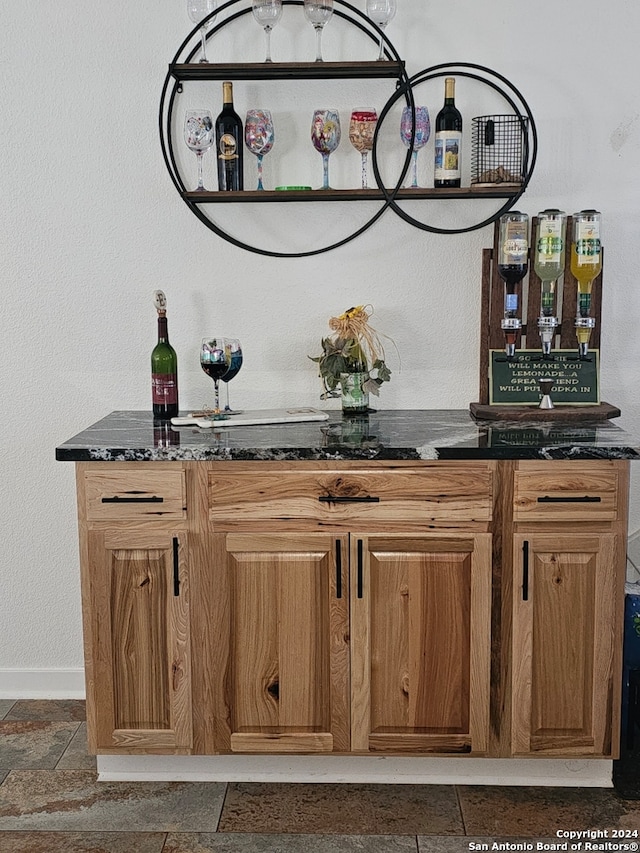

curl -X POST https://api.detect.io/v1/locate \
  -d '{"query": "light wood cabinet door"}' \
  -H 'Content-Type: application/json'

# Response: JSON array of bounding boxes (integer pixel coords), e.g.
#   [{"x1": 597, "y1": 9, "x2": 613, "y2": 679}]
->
[
  {"x1": 223, "y1": 533, "x2": 350, "y2": 753},
  {"x1": 511, "y1": 533, "x2": 619, "y2": 757},
  {"x1": 350, "y1": 533, "x2": 492, "y2": 755},
  {"x1": 84, "y1": 530, "x2": 192, "y2": 753}
]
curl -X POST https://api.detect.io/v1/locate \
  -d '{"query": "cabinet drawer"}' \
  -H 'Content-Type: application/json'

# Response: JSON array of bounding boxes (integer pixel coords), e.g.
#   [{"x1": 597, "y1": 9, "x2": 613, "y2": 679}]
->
[
  {"x1": 513, "y1": 464, "x2": 618, "y2": 521},
  {"x1": 83, "y1": 468, "x2": 186, "y2": 521},
  {"x1": 208, "y1": 465, "x2": 493, "y2": 526}
]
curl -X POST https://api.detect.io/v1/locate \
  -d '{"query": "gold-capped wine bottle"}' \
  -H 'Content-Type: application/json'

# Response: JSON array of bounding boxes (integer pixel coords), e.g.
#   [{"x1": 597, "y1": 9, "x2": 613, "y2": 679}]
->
[
  {"x1": 434, "y1": 77, "x2": 462, "y2": 188},
  {"x1": 151, "y1": 290, "x2": 179, "y2": 421},
  {"x1": 215, "y1": 81, "x2": 244, "y2": 191}
]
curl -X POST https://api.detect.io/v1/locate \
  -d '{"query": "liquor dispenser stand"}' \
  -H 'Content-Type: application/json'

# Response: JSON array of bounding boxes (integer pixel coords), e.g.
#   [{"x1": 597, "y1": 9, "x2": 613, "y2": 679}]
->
[{"x1": 469, "y1": 216, "x2": 620, "y2": 422}]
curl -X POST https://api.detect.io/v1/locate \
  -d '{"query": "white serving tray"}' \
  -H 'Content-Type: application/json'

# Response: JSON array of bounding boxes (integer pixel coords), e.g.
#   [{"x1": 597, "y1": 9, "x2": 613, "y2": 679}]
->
[{"x1": 171, "y1": 407, "x2": 330, "y2": 429}]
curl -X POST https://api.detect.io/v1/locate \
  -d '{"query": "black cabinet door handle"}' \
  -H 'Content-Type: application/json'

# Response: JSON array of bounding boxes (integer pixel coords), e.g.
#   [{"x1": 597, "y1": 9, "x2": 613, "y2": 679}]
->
[
  {"x1": 102, "y1": 495, "x2": 164, "y2": 504},
  {"x1": 319, "y1": 495, "x2": 380, "y2": 503},
  {"x1": 357, "y1": 539, "x2": 364, "y2": 599},
  {"x1": 537, "y1": 495, "x2": 601, "y2": 504},
  {"x1": 522, "y1": 540, "x2": 529, "y2": 602},
  {"x1": 173, "y1": 537, "x2": 180, "y2": 597},
  {"x1": 335, "y1": 540, "x2": 342, "y2": 599}
]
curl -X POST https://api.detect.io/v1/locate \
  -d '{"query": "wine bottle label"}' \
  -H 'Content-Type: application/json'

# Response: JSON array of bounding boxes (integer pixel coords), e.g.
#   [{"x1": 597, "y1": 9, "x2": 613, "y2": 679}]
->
[
  {"x1": 505, "y1": 293, "x2": 518, "y2": 313},
  {"x1": 152, "y1": 374, "x2": 178, "y2": 404},
  {"x1": 434, "y1": 132, "x2": 462, "y2": 180},
  {"x1": 218, "y1": 134, "x2": 238, "y2": 161},
  {"x1": 537, "y1": 220, "x2": 563, "y2": 263}
]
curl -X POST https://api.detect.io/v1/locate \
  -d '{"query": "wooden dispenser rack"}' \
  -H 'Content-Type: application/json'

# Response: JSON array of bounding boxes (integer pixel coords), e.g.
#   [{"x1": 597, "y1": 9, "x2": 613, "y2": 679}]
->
[{"x1": 470, "y1": 216, "x2": 620, "y2": 421}]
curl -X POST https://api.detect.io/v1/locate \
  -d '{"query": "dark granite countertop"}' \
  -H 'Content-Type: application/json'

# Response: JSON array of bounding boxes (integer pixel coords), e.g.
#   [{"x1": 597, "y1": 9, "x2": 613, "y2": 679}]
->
[{"x1": 55, "y1": 410, "x2": 640, "y2": 462}]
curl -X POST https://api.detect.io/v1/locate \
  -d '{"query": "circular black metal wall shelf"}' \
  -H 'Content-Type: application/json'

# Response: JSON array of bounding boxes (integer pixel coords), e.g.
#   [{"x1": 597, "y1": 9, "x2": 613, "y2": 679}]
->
[{"x1": 159, "y1": 0, "x2": 537, "y2": 255}]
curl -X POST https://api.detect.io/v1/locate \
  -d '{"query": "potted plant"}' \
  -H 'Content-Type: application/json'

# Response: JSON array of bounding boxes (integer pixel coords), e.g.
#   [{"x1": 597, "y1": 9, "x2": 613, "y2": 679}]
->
[{"x1": 309, "y1": 305, "x2": 392, "y2": 414}]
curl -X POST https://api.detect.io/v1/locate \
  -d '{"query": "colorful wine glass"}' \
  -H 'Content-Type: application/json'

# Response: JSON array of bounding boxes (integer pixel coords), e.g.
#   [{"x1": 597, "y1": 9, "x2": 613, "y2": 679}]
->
[
  {"x1": 400, "y1": 105, "x2": 430, "y2": 188},
  {"x1": 252, "y1": 0, "x2": 283, "y2": 63},
  {"x1": 187, "y1": 0, "x2": 217, "y2": 63},
  {"x1": 222, "y1": 338, "x2": 243, "y2": 412},
  {"x1": 184, "y1": 110, "x2": 215, "y2": 191},
  {"x1": 348, "y1": 109, "x2": 378, "y2": 189},
  {"x1": 200, "y1": 337, "x2": 231, "y2": 417},
  {"x1": 245, "y1": 109, "x2": 275, "y2": 190},
  {"x1": 365, "y1": 0, "x2": 396, "y2": 60},
  {"x1": 304, "y1": 0, "x2": 334, "y2": 62},
  {"x1": 311, "y1": 109, "x2": 341, "y2": 190}
]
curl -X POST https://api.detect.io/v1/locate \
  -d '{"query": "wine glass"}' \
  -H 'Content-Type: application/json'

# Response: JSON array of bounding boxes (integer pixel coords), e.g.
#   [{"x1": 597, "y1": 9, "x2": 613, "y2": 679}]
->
[
  {"x1": 245, "y1": 109, "x2": 275, "y2": 190},
  {"x1": 399, "y1": 105, "x2": 431, "y2": 188},
  {"x1": 365, "y1": 0, "x2": 397, "y2": 60},
  {"x1": 200, "y1": 337, "x2": 231, "y2": 417},
  {"x1": 311, "y1": 109, "x2": 341, "y2": 190},
  {"x1": 304, "y1": 0, "x2": 334, "y2": 62},
  {"x1": 252, "y1": 0, "x2": 283, "y2": 63},
  {"x1": 187, "y1": 0, "x2": 217, "y2": 63},
  {"x1": 348, "y1": 109, "x2": 378, "y2": 189},
  {"x1": 222, "y1": 338, "x2": 243, "y2": 412},
  {"x1": 184, "y1": 110, "x2": 215, "y2": 191}
]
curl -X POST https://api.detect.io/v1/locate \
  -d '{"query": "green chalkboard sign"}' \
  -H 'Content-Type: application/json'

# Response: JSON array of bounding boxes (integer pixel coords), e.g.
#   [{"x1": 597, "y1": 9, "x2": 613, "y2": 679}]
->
[{"x1": 489, "y1": 349, "x2": 600, "y2": 406}]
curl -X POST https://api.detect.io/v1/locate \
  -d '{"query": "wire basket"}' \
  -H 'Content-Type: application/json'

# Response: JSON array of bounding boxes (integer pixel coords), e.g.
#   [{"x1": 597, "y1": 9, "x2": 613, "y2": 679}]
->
[{"x1": 471, "y1": 115, "x2": 528, "y2": 186}]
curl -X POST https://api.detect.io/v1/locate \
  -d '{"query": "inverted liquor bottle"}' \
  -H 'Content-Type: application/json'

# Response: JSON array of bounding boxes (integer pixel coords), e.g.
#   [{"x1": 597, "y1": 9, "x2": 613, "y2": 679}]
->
[
  {"x1": 151, "y1": 290, "x2": 179, "y2": 420},
  {"x1": 497, "y1": 211, "x2": 529, "y2": 358},
  {"x1": 534, "y1": 209, "x2": 566, "y2": 355},
  {"x1": 570, "y1": 209, "x2": 601, "y2": 358}
]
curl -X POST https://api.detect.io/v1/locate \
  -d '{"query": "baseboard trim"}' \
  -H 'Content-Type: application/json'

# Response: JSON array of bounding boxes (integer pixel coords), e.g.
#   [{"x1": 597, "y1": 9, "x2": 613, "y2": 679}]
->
[
  {"x1": 0, "y1": 669, "x2": 85, "y2": 699},
  {"x1": 98, "y1": 755, "x2": 613, "y2": 787}
]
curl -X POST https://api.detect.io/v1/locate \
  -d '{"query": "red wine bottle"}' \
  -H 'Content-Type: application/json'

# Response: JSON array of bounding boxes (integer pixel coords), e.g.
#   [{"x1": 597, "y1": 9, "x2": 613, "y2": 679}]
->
[
  {"x1": 215, "y1": 81, "x2": 243, "y2": 191},
  {"x1": 151, "y1": 291, "x2": 179, "y2": 420},
  {"x1": 434, "y1": 77, "x2": 463, "y2": 188}
]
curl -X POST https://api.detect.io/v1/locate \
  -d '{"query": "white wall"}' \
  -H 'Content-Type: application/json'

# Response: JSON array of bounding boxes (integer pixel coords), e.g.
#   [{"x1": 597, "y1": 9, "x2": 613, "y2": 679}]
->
[{"x1": 2, "y1": 0, "x2": 640, "y2": 688}]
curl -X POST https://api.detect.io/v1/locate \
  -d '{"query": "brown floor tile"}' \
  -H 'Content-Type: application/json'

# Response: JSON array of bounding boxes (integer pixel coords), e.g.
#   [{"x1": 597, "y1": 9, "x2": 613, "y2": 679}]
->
[
  {"x1": 0, "y1": 769, "x2": 226, "y2": 831},
  {"x1": 457, "y1": 786, "x2": 640, "y2": 836},
  {"x1": 0, "y1": 701, "x2": 15, "y2": 720},
  {"x1": 165, "y1": 834, "x2": 419, "y2": 852},
  {"x1": 56, "y1": 722, "x2": 97, "y2": 771},
  {"x1": 218, "y1": 783, "x2": 464, "y2": 835},
  {"x1": 5, "y1": 699, "x2": 86, "y2": 721},
  {"x1": 0, "y1": 832, "x2": 165, "y2": 853},
  {"x1": 0, "y1": 831, "x2": 166, "y2": 852},
  {"x1": 0, "y1": 720, "x2": 78, "y2": 769}
]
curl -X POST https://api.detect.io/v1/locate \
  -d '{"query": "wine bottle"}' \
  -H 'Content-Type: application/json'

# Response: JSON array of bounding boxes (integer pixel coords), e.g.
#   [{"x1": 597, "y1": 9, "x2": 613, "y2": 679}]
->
[
  {"x1": 434, "y1": 77, "x2": 463, "y2": 188},
  {"x1": 151, "y1": 290, "x2": 179, "y2": 421},
  {"x1": 215, "y1": 81, "x2": 244, "y2": 191}
]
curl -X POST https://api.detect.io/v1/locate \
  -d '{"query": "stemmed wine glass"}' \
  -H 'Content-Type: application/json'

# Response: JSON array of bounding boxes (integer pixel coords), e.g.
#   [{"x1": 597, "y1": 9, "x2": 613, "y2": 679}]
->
[
  {"x1": 184, "y1": 110, "x2": 215, "y2": 191},
  {"x1": 365, "y1": 0, "x2": 397, "y2": 60},
  {"x1": 252, "y1": 0, "x2": 283, "y2": 63},
  {"x1": 245, "y1": 110, "x2": 275, "y2": 190},
  {"x1": 304, "y1": 0, "x2": 334, "y2": 62},
  {"x1": 201, "y1": 337, "x2": 231, "y2": 417},
  {"x1": 187, "y1": 0, "x2": 217, "y2": 63},
  {"x1": 222, "y1": 338, "x2": 243, "y2": 412},
  {"x1": 311, "y1": 109, "x2": 341, "y2": 190},
  {"x1": 348, "y1": 109, "x2": 378, "y2": 189},
  {"x1": 400, "y1": 105, "x2": 431, "y2": 188}
]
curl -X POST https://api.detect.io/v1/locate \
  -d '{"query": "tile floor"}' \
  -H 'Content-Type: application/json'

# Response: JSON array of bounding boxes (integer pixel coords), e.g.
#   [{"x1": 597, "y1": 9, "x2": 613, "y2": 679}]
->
[{"x1": 0, "y1": 700, "x2": 639, "y2": 853}]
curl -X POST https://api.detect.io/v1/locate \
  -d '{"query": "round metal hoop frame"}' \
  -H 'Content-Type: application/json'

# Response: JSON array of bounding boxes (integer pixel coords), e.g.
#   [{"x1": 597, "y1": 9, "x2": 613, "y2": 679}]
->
[
  {"x1": 159, "y1": 6, "x2": 537, "y2": 254},
  {"x1": 370, "y1": 62, "x2": 538, "y2": 235}
]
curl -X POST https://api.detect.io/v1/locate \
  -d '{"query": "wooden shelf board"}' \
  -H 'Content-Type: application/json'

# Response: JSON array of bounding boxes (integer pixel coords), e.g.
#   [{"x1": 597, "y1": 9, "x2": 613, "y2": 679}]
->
[
  {"x1": 183, "y1": 186, "x2": 521, "y2": 203},
  {"x1": 170, "y1": 60, "x2": 405, "y2": 81},
  {"x1": 469, "y1": 402, "x2": 621, "y2": 422}
]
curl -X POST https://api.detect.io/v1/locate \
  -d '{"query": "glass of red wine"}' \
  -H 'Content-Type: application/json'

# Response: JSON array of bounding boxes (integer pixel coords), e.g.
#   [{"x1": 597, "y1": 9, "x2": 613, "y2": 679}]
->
[
  {"x1": 222, "y1": 338, "x2": 243, "y2": 412},
  {"x1": 200, "y1": 337, "x2": 231, "y2": 418}
]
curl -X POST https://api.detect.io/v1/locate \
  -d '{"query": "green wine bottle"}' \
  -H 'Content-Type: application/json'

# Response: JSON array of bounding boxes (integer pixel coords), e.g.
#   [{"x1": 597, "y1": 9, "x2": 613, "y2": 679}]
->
[{"x1": 151, "y1": 290, "x2": 179, "y2": 420}]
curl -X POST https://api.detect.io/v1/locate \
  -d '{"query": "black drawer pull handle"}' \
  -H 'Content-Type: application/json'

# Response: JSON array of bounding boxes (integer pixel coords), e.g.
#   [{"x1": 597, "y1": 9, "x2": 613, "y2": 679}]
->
[
  {"x1": 319, "y1": 495, "x2": 380, "y2": 503},
  {"x1": 522, "y1": 540, "x2": 529, "y2": 602},
  {"x1": 335, "y1": 540, "x2": 342, "y2": 599},
  {"x1": 102, "y1": 495, "x2": 164, "y2": 504},
  {"x1": 357, "y1": 539, "x2": 364, "y2": 599},
  {"x1": 537, "y1": 495, "x2": 601, "y2": 504},
  {"x1": 173, "y1": 537, "x2": 180, "y2": 597}
]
